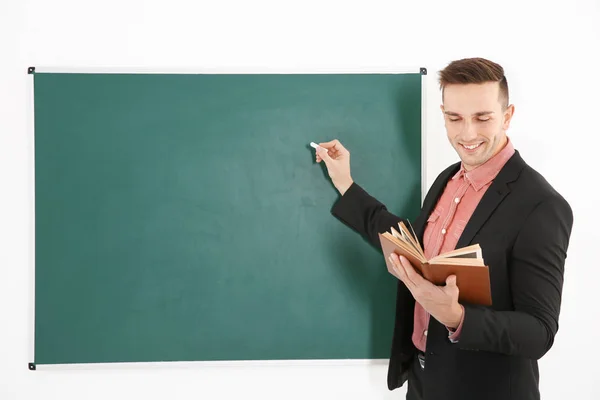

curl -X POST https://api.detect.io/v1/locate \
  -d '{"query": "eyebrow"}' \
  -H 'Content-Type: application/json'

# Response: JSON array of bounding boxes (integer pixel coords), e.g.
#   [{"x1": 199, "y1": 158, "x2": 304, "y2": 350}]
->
[{"x1": 444, "y1": 111, "x2": 495, "y2": 117}]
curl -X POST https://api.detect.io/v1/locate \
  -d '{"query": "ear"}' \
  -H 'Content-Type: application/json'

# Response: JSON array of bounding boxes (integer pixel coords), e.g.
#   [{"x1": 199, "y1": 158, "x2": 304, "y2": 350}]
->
[
  {"x1": 503, "y1": 104, "x2": 515, "y2": 130},
  {"x1": 440, "y1": 104, "x2": 448, "y2": 129}
]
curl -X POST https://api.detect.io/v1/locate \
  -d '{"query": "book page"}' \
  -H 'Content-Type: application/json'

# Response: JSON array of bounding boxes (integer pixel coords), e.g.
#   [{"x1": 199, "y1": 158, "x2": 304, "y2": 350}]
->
[
  {"x1": 429, "y1": 257, "x2": 485, "y2": 266},
  {"x1": 390, "y1": 227, "x2": 422, "y2": 259},
  {"x1": 390, "y1": 227, "x2": 404, "y2": 241},
  {"x1": 405, "y1": 220, "x2": 424, "y2": 255},
  {"x1": 382, "y1": 232, "x2": 427, "y2": 264},
  {"x1": 429, "y1": 244, "x2": 485, "y2": 266},
  {"x1": 445, "y1": 253, "x2": 478, "y2": 259},
  {"x1": 433, "y1": 244, "x2": 482, "y2": 260},
  {"x1": 398, "y1": 221, "x2": 425, "y2": 260}
]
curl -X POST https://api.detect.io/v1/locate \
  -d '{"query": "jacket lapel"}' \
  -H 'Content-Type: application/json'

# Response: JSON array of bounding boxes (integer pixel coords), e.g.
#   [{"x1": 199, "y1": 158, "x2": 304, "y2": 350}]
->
[{"x1": 455, "y1": 151, "x2": 525, "y2": 248}]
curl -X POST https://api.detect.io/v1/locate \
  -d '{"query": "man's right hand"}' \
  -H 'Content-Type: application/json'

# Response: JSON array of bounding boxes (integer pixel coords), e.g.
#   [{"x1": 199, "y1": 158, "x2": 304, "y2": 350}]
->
[{"x1": 315, "y1": 139, "x2": 354, "y2": 196}]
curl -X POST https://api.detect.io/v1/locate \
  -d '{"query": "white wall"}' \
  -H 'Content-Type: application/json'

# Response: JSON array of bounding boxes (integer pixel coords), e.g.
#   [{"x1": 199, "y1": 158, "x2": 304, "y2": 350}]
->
[{"x1": 2, "y1": 0, "x2": 599, "y2": 399}]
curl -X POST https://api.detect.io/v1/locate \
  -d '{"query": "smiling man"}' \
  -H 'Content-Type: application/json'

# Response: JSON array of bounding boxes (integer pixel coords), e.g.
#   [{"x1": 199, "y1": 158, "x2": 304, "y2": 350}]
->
[{"x1": 314, "y1": 58, "x2": 573, "y2": 400}]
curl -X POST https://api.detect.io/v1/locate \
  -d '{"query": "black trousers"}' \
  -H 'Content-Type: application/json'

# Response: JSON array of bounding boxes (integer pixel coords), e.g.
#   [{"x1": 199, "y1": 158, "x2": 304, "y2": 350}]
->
[{"x1": 406, "y1": 352, "x2": 425, "y2": 400}]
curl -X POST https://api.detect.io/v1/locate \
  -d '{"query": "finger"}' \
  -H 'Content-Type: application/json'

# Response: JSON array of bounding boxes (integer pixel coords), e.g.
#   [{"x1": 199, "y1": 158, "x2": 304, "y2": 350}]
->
[
  {"x1": 318, "y1": 141, "x2": 345, "y2": 161},
  {"x1": 316, "y1": 147, "x2": 333, "y2": 165},
  {"x1": 388, "y1": 255, "x2": 404, "y2": 282},
  {"x1": 330, "y1": 147, "x2": 343, "y2": 160},
  {"x1": 389, "y1": 253, "x2": 415, "y2": 289},
  {"x1": 399, "y1": 256, "x2": 426, "y2": 287},
  {"x1": 445, "y1": 275, "x2": 457, "y2": 287},
  {"x1": 320, "y1": 139, "x2": 348, "y2": 155},
  {"x1": 318, "y1": 139, "x2": 338, "y2": 149},
  {"x1": 443, "y1": 275, "x2": 460, "y2": 297}
]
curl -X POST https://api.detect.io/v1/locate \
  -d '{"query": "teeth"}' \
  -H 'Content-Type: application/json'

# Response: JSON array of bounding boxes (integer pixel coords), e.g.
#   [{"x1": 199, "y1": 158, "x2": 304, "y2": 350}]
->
[{"x1": 463, "y1": 143, "x2": 482, "y2": 150}]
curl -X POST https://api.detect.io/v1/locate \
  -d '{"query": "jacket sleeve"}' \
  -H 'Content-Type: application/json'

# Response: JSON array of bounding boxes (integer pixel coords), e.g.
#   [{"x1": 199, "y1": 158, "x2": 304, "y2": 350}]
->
[
  {"x1": 330, "y1": 182, "x2": 407, "y2": 250},
  {"x1": 457, "y1": 195, "x2": 574, "y2": 359}
]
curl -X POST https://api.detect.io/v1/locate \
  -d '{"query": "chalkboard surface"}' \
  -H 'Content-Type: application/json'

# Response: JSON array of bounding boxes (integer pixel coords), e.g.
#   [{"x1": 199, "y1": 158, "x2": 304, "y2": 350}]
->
[{"x1": 32, "y1": 71, "x2": 423, "y2": 365}]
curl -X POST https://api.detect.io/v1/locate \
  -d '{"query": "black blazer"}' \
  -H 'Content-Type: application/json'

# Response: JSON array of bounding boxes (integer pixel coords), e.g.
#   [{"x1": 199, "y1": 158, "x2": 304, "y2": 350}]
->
[{"x1": 331, "y1": 150, "x2": 573, "y2": 400}]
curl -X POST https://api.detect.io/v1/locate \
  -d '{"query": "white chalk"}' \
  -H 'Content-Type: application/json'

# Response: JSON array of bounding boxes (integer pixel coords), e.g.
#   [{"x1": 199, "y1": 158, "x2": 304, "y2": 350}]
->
[{"x1": 310, "y1": 142, "x2": 325, "y2": 151}]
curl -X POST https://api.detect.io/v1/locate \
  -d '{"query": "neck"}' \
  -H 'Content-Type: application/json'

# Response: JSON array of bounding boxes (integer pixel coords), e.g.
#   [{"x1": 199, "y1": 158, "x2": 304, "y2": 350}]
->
[{"x1": 494, "y1": 134, "x2": 508, "y2": 156}]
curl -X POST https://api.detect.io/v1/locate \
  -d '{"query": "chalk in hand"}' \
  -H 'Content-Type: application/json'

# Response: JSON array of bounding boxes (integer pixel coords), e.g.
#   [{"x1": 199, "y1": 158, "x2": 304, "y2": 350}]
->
[{"x1": 310, "y1": 142, "x2": 326, "y2": 152}]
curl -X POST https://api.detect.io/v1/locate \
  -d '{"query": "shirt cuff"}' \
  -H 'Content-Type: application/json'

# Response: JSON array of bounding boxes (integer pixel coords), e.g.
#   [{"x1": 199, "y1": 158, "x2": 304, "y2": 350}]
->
[{"x1": 447, "y1": 304, "x2": 465, "y2": 343}]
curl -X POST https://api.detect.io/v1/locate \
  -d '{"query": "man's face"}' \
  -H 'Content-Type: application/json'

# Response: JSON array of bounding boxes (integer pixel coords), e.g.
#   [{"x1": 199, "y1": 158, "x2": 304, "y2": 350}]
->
[{"x1": 441, "y1": 82, "x2": 514, "y2": 171}]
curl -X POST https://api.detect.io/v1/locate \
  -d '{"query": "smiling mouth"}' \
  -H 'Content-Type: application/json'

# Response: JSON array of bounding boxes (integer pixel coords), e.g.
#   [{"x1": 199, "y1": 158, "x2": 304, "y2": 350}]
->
[{"x1": 461, "y1": 142, "x2": 483, "y2": 151}]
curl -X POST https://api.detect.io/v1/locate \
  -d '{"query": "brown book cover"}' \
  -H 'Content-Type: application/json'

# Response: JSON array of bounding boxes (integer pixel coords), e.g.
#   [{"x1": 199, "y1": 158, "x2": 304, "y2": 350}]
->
[{"x1": 378, "y1": 221, "x2": 492, "y2": 306}]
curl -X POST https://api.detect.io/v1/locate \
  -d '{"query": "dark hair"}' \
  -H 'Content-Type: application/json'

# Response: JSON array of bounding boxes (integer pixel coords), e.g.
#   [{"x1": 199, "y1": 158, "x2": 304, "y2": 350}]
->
[{"x1": 439, "y1": 57, "x2": 509, "y2": 109}]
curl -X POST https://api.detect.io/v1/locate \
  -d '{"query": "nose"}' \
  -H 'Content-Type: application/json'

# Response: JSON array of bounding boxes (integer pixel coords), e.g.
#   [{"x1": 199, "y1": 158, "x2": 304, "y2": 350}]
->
[{"x1": 461, "y1": 120, "x2": 478, "y2": 141}]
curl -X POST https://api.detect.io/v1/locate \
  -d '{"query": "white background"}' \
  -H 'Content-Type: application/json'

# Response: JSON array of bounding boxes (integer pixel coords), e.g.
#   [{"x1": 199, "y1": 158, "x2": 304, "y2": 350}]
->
[{"x1": 1, "y1": 0, "x2": 599, "y2": 399}]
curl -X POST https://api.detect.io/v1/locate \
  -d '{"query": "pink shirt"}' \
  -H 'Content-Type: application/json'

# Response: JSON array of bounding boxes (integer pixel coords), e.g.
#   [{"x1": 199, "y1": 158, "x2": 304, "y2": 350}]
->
[{"x1": 412, "y1": 138, "x2": 515, "y2": 352}]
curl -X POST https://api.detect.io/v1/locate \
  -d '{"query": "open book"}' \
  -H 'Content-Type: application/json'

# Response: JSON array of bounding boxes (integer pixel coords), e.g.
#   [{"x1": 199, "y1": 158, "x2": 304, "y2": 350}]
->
[{"x1": 378, "y1": 221, "x2": 492, "y2": 306}]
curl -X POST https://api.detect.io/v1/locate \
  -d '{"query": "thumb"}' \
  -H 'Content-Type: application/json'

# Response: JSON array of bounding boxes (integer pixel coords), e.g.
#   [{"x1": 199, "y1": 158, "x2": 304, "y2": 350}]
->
[
  {"x1": 446, "y1": 275, "x2": 457, "y2": 287},
  {"x1": 317, "y1": 147, "x2": 333, "y2": 165}
]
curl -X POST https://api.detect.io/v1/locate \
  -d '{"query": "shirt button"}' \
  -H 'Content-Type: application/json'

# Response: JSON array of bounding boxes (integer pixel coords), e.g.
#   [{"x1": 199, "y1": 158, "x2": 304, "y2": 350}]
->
[
  {"x1": 424, "y1": 330, "x2": 428, "y2": 336},
  {"x1": 455, "y1": 197, "x2": 460, "y2": 203},
  {"x1": 441, "y1": 228, "x2": 446, "y2": 234}
]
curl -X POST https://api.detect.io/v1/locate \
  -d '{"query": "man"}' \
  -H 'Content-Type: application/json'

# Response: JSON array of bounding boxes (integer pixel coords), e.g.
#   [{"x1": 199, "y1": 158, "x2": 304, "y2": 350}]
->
[{"x1": 314, "y1": 58, "x2": 573, "y2": 400}]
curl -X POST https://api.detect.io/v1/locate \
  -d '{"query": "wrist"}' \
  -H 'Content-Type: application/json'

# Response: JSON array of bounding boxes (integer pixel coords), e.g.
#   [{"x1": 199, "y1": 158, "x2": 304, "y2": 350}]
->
[
  {"x1": 446, "y1": 303, "x2": 464, "y2": 329},
  {"x1": 338, "y1": 178, "x2": 354, "y2": 196}
]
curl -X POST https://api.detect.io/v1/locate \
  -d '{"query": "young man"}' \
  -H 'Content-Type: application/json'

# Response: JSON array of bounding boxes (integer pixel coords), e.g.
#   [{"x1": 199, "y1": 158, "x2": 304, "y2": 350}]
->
[{"x1": 315, "y1": 58, "x2": 573, "y2": 400}]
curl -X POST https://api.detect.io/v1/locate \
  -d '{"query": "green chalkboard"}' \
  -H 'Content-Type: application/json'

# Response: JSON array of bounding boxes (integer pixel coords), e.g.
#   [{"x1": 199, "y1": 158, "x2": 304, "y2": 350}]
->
[{"x1": 32, "y1": 71, "x2": 423, "y2": 366}]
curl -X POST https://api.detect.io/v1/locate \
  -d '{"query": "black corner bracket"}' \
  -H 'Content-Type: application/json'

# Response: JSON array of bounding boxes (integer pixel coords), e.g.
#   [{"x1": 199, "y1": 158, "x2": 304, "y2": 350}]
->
[
  {"x1": 420, "y1": 67, "x2": 427, "y2": 75},
  {"x1": 28, "y1": 363, "x2": 36, "y2": 370},
  {"x1": 28, "y1": 67, "x2": 36, "y2": 75}
]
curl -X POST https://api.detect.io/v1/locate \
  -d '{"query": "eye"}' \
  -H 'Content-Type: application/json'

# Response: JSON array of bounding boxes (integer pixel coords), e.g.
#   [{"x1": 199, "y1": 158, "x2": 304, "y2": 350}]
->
[
  {"x1": 478, "y1": 118, "x2": 491, "y2": 122},
  {"x1": 449, "y1": 118, "x2": 460, "y2": 122}
]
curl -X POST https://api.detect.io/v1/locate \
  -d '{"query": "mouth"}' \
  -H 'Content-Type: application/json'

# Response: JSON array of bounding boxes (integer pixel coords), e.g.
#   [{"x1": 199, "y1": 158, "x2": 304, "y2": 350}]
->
[{"x1": 460, "y1": 142, "x2": 483, "y2": 152}]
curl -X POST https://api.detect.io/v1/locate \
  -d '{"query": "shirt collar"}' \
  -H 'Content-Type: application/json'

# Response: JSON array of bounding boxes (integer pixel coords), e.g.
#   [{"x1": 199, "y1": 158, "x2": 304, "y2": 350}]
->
[{"x1": 451, "y1": 137, "x2": 515, "y2": 191}]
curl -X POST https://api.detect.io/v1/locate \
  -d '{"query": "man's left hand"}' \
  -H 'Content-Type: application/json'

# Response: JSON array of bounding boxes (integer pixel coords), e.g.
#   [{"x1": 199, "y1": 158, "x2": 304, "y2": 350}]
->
[{"x1": 388, "y1": 253, "x2": 464, "y2": 329}]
